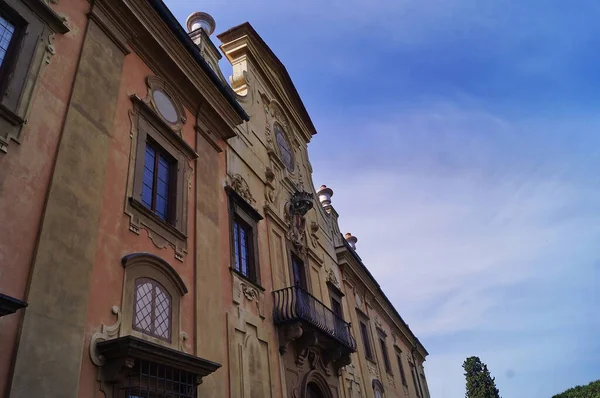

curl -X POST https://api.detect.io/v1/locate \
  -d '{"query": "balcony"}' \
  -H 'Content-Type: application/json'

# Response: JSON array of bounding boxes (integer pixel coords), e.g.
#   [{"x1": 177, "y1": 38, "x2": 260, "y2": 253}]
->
[{"x1": 273, "y1": 285, "x2": 357, "y2": 353}]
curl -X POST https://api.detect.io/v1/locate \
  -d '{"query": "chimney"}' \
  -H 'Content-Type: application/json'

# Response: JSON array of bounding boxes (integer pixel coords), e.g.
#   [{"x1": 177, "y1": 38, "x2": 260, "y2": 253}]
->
[
  {"x1": 344, "y1": 233, "x2": 358, "y2": 250},
  {"x1": 185, "y1": 12, "x2": 224, "y2": 79},
  {"x1": 317, "y1": 185, "x2": 334, "y2": 212}
]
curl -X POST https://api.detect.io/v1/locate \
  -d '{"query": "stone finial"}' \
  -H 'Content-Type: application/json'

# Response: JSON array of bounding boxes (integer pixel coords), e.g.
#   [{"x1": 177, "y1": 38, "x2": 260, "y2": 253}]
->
[
  {"x1": 317, "y1": 185, "x2": 334, "y2": 210},
  {"x1": 185, "y1": 12, "x2": 216, "y2": 35},
  {"x1": 344, "y1": 233, "x2": 358, "y2": 250}
]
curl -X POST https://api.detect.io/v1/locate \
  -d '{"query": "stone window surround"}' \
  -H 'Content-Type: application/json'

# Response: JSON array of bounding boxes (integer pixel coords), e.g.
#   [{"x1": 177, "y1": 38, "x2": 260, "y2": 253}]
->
[
  {"x1": 121, "y1": 253, "x2": 187, "y2": 351},
  {"x1": 394, "y1": 347, "x2": 409, "y2": 387},
  {"x1": 226, "y1": 186, "x2": 263, "y2": 287},
  {"x1": 0, "y1": 0, "x2": 69, "y2": 153},
  {"x1": 125, "y1": 76, "x2": 197, "y2": 262},
  {"x1": 357, "y1": 311, "x2": 376, "y2": 363},
  {"x1": 377, "y1": 328, "x2": 393, "y2": 375}
]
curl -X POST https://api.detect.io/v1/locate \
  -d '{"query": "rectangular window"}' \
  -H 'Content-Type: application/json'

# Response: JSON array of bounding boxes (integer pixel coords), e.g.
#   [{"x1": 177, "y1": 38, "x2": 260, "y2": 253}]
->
[
  {"x1": 359, "y1": 321, "x2": 374, "y2": 361},
  {"x1": 396, "y1": 351, "x2": 408, "y2": 386},
  {"x1": 0, "y1": 15, "x2": 15, "y2": 69},
  {"x1": 292, "y1": 254, "x2": 307, "y2": 290},
  {"x1": 379, "y1": 335, "x2": 392, "y2": 373},
  {"x1": 141, "y1": 140, "x2": 175, "y2": 223},
  {"x1": 411, "y1": 365, "x2": 421, "y2": 397},
  {"x1": 227, "y1": 185, "x2": 262, "y2": 284},
  {"x1": 233, "y1": 217, "x2": 255, "y2": 280}
]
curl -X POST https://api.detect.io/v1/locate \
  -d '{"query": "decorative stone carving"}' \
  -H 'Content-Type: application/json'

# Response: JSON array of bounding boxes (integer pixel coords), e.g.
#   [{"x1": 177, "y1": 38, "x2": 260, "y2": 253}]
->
[
  {"x1": 326, "y1": 268, "x2": 341, "y2": 290},
  {"x1": 180, "y1": 331, "x2": 188, "y2": 353},
  {"x1": 367, "y1": 362, "x2": 379, "y2": 377},
  {"x1": 284, "y1": 191, "x2": 314, "y2": 251},
  {"x1": 264, "y1": 167, "x2": 277, "y2": 204},
  {"x1": 309, "y1": 221, "x2": 319, "y2": 248},
  {"x1": 44, "y1": 33, "x2": 57, "y2": 64},
  {"x1": 345, "y1": 364, "x2": 363, "y2": 398},
  {"x1": 89, "y1": 306, "x2": 122, "y2": 366},
  {"x1": 279, "y1": 322, "x2": 304, "y2": 354},
  {"x1": 374, "y1": 316, "x2": 383, "y2": 330},
  {"x1": 229, "y1": 174, "x2": 255, "y2": 205},
  {"x1": 387, "y1": 373, "x2": 396, "y2": 387},
  {"x1": 232, "y1": 272, "x2": 264, "y2": 318}
]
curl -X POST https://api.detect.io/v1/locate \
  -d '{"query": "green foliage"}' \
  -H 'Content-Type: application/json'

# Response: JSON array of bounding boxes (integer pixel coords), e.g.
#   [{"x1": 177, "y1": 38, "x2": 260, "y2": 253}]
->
[
  {"x1": 463, "y1": 356, "x2": 501, "y2": 398},
  {"x1": 552, "y1": 380, "x2": 600, "y2": 398}
]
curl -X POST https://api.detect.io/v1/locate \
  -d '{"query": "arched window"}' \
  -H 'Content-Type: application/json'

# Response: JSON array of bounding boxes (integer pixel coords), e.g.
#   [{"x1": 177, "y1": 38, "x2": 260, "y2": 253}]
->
[
  {"x1": 373, "y1": 379, "x2": 385, "y2": 398},
  {"x1": 121, "y1": 253, "x2": 187, "y2": 349},
  {"x1": 306, "y1": 382, "x2": 325, "y2": 398},
  {"x1": 133, "y1": 278, "x2": 172, "y2": 341}
]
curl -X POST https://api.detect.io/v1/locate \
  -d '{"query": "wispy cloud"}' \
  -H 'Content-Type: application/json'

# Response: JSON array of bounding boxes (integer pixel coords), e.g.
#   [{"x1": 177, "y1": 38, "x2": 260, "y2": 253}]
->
[{"x1": 164, "y1": 0, "x2": 600, "y2": 396}]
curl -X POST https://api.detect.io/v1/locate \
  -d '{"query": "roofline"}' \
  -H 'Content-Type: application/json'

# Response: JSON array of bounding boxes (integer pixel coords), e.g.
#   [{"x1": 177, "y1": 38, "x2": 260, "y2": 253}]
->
[
  {"x1": 147, "y1": 0, "x2": 249, "y2": 122},
  {"x1": 217, "y1": 22, "x2": 318, "y2": 137},
  {"x1": 339, "y1": 238, "x2": 429, "y2": 358}
]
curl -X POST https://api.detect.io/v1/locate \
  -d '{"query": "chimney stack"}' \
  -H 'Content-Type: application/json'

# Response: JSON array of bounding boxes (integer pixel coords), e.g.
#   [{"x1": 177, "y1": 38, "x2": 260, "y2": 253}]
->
[{"x1": 185, "y1": 12, "x2": 223, "y2": 79}]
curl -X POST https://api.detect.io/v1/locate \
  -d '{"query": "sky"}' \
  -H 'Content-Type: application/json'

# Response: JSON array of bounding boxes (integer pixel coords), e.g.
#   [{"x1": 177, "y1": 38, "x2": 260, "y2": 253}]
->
[{"x1": 166, "y1": 1, "x2": 600, "y2": 397}]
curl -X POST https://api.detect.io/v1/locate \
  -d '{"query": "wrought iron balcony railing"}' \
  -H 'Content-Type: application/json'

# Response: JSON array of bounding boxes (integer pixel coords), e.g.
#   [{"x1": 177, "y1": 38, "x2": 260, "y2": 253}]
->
[{"x1": 273, "y1": 285, "x2": 357, "y2": 352}]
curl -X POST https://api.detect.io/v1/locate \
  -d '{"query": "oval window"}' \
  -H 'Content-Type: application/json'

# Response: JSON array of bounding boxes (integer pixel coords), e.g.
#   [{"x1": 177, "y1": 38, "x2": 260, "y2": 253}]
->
[{"x1": 153, "y1": 90, "x2": 178, "y2": 124}]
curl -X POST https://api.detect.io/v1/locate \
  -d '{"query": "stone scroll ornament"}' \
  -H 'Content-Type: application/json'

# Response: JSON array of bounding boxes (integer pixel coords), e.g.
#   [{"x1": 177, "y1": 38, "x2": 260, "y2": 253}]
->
[{"x1": 284, "y1": 191, "x2": 314, "y2": 250}]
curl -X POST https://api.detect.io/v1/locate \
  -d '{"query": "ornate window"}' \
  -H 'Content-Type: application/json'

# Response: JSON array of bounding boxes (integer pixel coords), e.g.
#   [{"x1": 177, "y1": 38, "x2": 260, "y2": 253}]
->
[
  {"x1": 373, "y1": 379, "x2": 385, "y2": 398},
  {"x1": 126, "y1": 76, "x2": 197, "y2": 261},
  {"x1": 274, "y1": 123, "x2": 294, "y2": 172},
  {"x1": 226, "y1": 182, "x2": 262, "y2": 285},
  {"x1": 133, "y1": 278, "x2": 172, "y2": 342},
  {"x1": 377, "y1": 330, "x2": 392, "y2": 374},
  {"x1": 410, "y1": 363, "x2": 421, "y2": 397},
  {"x1": 121, "y1": 253, "x2": 187, "y2": 348},
  {"x1": 141, "y1": 140, "x2": 176, "y2": 222},
  {"x1": 396, "y1": 349, "x2": 408, "y2": 386},
  {"x1": 359, "y1": 318, "x2": 374, "y2": 361},
  {"x1": 0, "y1": 0, "x2": 69, "y2": 152}
]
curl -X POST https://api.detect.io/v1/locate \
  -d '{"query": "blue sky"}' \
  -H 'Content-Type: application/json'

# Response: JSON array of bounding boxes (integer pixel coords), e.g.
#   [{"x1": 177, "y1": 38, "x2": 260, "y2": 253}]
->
[{"x1": 166, "y1": 1, "x2": 600, "y2": 396}]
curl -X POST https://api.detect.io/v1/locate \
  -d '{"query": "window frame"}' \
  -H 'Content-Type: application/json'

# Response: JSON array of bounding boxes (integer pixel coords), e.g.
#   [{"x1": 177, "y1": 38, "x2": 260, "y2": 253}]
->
[
  {"x1": 0, "y1": 0, "x2": 69, "y2": 152},
  {"x1": 377, "y1": 329, "x2": 393, "y2": 374},
  {"x1": 141, "y1": 138, "x2": 177, "y2": 223},
  {"x1": 121, "y1": 253, "x2": 187, "y2": 350},
  {"x1": 358, "y1": 316, "x2": 375, "y2": 362},
  {"x1": 395, "y1": 348, "x2": 409, "y2": 387},
  {"x1": 410, "y1": 362, "x2": 421, "y2": 398},
  {"x1": 132, "y1": 277, "x2": 173, "y2": 342},
  {"x1": 226, "y1": 185, "x2": 263, "y2": 286},
  {"x1": 126, "y1": 91, "x2": 197, "y2": 262}
]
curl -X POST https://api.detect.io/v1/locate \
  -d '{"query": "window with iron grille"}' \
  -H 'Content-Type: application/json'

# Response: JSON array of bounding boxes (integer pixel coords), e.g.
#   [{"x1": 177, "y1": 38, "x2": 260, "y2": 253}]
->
[
  {"x1": 133, "y1": 278, "x2": 172, "y2": 342},
  {"x1": 115, "y1": 360, "x2": 197, "y2": 398},
  {"x1": 141, "y1": 139, "x2": 175, "y2": 223}
]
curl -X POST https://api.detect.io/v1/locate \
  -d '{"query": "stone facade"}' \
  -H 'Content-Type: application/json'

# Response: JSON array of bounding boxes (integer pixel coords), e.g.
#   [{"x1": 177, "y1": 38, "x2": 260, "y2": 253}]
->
[{"x1": 0, "y1": 1, "x2": 429, "y2": 398}]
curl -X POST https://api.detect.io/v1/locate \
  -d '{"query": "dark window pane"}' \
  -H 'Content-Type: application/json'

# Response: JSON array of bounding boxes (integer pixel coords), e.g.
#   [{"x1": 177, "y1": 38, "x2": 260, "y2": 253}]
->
[
  {"x1": 0, "y1": 16, "x2": 15, "y2": 68},
  {"x1": 240, "y1": 227, "x2": 248, "y2": 276},
  {"x1": 397, "y1": 353, "x2": 408, "y2": 385},
  {"x1": 360, "y1": 322, "x2": 373, "y2": 359},
  {"x1": 155, "y1": 196, "x2": 167, "y2": 220},
  {"x1": 233, "y1": 221, "x2": 240, "y2": 271},
  {"x1": 141, "y1": 183, "x2": 153, "y2": 208}
]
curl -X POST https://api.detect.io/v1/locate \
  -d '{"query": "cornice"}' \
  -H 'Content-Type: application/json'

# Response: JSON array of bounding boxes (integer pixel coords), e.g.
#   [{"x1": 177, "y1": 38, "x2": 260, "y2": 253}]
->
[{"x1": 336, "y1": 244, "x2": 429, "y2": 359}]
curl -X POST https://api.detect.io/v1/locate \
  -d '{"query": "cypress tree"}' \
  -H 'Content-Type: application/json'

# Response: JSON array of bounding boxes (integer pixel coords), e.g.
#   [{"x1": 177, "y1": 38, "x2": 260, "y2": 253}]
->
[{"x1": 463, "y1": 356, "x2": 501, "y2": 398}]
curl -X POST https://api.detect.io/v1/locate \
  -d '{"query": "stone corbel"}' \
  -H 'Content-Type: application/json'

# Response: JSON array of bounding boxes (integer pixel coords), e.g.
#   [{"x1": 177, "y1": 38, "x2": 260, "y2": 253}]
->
[
  {"x1": 278, "y1": 322, "x2": 303, "y2": 354},
  {"x1": 89, "y1": 306, "x2": 122, "y2": 366}
]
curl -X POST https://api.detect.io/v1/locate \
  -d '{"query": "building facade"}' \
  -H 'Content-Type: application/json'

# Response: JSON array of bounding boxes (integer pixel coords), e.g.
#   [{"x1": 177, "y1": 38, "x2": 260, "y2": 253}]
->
[{"x1": 0, "y1": 1, "x2": 429, "y2": 398}]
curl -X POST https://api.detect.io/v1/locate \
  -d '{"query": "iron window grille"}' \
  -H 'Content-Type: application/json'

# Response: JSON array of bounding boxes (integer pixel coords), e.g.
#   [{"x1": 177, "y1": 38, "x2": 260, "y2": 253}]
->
[
  {"x1": 115, "y1": 360, "x2": 197, "y2": 398},
  {"x1": 133, "y1": 278, "x2": 172, "y2": 342}
]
